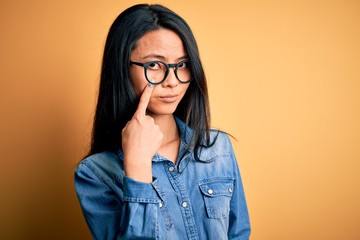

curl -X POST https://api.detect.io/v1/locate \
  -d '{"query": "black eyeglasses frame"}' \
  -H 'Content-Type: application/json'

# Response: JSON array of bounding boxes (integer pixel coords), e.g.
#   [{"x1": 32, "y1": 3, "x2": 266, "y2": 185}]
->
[{"x1": 130, "y1": 60, "x2": 192, "y2": 85}]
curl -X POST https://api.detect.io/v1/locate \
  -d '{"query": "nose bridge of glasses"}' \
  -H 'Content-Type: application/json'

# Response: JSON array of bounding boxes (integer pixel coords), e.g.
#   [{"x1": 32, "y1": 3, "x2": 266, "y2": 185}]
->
[
  {"x1": 167, "y1": 63, "x2": 178, "y2": 70},
  {"x1": 164, "y1": 63, "x2": 178, "y2": 83}
]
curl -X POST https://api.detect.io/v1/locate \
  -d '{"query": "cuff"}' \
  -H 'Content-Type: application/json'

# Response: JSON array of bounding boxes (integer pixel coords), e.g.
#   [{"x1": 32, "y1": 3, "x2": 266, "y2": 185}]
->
[{"x1": 123, "y1": 176, "x2": 160, "y2": 203}]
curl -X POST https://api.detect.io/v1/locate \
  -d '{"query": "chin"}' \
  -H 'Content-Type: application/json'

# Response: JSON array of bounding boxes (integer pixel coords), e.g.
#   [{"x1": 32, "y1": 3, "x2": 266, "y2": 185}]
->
[
  {"x1": 147, "y1": 103, "x2": 179, "y2": 116},
  {"x1": 148, "y1": 109, "x2": 177, "y2": 116}
]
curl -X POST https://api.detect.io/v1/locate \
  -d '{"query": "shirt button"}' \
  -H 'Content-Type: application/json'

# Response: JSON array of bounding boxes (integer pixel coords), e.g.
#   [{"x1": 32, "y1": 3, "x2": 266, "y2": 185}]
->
[
  {"x1": 228, "y1": 188, "x2": 233, "y2": 193},
  {"x1": 159, "y1": 202, "x2": 163, "y2": 208},
  {"x1": 207, "y1": 189, "x2": 213, "y2": 194},
  {"x1": 168, "y1": 166, "x2": 175, "y2": 172},
  {"x1": 181, "y1": 201, "x2": 188, "y2": 208}
]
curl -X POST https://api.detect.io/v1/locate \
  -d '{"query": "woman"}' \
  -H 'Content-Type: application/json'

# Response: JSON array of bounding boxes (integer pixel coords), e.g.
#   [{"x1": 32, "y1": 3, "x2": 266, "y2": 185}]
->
[{"x1": 75, "y1": 4, "x2": 250, "y2": 240}]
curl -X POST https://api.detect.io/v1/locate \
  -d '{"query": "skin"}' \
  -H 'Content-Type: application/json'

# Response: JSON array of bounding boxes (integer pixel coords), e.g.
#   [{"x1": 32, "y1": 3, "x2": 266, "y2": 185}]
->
[{"x1": 122, "y1": 28, "x2": 190, "y2": 183}]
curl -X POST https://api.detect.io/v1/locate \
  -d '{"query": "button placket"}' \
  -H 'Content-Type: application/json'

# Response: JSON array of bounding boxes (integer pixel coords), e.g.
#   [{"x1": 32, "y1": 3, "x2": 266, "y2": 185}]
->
[{"x1": 163, "y1": 161, "x2": 199, "y2": 238}]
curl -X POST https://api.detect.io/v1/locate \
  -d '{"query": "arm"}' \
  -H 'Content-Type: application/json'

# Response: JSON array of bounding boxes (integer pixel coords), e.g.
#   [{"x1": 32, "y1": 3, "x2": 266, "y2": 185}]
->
[
  {"x1": 74, "y1": 160, "x2": 161, "y2": 240},
  {"x1": 74, "y1": 84, "x2": 163, "y2": 239},
  {"x1": 227, "y1": 139, "x2": 251, "y2": 239}
]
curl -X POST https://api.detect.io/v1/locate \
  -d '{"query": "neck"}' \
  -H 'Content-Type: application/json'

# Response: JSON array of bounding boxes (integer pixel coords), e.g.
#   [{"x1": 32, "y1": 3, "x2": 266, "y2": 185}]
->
[{"x1": 150, "y1": 114, "x2": 179, "y2": 145}]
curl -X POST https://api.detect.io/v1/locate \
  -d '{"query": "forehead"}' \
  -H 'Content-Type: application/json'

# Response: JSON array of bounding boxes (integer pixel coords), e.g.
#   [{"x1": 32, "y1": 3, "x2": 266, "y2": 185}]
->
[{"x1": 131, "y1": 28, "x2": 187, "y2": 60}]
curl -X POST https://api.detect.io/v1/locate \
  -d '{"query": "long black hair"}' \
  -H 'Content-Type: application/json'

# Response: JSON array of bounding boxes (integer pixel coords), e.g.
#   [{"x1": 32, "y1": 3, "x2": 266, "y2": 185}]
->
[{"x1": 89, "y1": 4, "x2": 213, "y2": 159}]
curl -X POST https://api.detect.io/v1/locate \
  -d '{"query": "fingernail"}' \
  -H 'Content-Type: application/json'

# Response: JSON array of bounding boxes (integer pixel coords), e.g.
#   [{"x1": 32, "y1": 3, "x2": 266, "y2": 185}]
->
[{"x1": 148, "y1": 79, "x2": 155, "y2": 88}]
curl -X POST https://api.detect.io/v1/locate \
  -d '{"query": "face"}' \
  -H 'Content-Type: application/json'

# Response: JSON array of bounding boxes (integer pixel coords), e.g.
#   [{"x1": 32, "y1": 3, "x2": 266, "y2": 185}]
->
[{"x1": 129, "y1": 28, "x2": 190, "y2": 116}]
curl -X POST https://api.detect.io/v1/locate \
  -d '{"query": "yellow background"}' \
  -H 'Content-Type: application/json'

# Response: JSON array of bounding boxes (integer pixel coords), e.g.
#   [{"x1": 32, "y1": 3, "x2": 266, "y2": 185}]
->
[{"x1": 1, "y1": 0, "x2": 359, "y2": 239}]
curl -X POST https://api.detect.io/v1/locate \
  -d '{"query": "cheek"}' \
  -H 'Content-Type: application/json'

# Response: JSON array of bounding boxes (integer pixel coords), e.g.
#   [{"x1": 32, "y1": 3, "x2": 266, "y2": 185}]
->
[
  {"x1": 181, "y1": 83, "x2": 190, "y2": 97},
  {"x1": 130, "y1": 68, "x2": 148, "y2": 96}
]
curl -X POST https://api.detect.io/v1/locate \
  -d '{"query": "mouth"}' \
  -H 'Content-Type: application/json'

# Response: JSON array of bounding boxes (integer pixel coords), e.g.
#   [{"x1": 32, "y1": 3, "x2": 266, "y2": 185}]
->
[{"x1": 159, "y1": 94, "x2": 179, "y2": 103}]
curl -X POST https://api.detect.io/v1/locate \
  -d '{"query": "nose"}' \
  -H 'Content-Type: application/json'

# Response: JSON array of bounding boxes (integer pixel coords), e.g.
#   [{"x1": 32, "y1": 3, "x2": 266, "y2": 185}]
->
[{"x1": 161, "y1": 68, "x2": 178, "y2": 88}]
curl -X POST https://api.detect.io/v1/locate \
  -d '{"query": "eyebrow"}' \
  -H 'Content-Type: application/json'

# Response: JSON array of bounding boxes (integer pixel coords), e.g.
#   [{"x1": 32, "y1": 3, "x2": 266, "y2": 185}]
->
[{"x1": 141, "y1": 54, "x2": 189, "y2": 62}]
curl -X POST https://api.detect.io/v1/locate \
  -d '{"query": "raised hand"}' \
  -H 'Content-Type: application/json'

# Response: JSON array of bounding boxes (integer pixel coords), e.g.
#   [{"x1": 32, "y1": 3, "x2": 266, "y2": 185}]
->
[{"x1": 122, "y1": 84, "x2": 163, "y2": 183}]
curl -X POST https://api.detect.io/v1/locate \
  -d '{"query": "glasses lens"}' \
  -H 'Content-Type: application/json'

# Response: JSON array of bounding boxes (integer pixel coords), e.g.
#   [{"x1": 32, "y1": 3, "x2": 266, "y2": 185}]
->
[
  {"x1": 176, "y1": 61, "x2": 192, "y2": 82},
  {"x1": 145, "y1": 61, "x2": 167, "y2": 84}
]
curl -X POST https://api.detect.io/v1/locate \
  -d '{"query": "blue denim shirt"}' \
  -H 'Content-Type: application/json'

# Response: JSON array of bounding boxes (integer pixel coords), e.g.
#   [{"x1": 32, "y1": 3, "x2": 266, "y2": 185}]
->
[{"x1": 75, "y1": 118, "x2": 251, "y2": 239}]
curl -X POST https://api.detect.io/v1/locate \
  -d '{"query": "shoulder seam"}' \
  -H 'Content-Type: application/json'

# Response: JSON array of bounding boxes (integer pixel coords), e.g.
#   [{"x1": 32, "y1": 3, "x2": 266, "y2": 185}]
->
[{"x1": 80, "y1": 160, "x2": 107, "y2": 183}]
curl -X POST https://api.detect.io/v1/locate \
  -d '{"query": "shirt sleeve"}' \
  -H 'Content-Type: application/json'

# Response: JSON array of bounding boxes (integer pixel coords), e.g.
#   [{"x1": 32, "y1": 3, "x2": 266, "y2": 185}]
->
[
  {"x1": 74, "y1": 160, "x2": 161, "y2": 240},
  {"x1": 226, "y1": 138, "x2": 251, "y2": 239}
]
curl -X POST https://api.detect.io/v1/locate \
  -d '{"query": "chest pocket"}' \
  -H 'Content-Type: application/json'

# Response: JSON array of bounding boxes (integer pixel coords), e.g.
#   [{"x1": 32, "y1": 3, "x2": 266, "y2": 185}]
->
[{"x1": 198, "y1": 178, "x2": 234, "y2": 219}]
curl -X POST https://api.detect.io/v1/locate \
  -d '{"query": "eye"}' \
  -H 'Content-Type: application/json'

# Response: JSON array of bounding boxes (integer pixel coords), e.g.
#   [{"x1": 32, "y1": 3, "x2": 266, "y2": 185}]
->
[
  {"x1": 147, "y1": 61, "x2": 162, "y2": 70},
  {"x1": 178, "y1": 61, "x2": 189, "y2": 69}
]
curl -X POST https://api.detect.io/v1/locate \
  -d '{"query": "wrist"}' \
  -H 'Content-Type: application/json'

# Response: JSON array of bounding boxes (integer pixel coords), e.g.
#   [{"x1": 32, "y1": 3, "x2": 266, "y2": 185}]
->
[{"x1": 124, "y1": 158, "x2": 153, "y2": 183}]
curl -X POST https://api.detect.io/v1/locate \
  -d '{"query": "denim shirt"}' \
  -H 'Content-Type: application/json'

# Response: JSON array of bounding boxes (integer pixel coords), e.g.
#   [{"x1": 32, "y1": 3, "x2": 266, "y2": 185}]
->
[{"x1": 74, "y1": 118, "x2": 251, "y2": 240}]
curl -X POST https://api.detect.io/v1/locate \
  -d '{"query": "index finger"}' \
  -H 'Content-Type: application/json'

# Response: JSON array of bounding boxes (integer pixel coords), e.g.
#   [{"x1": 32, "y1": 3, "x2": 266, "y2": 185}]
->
[{"x1": 136, "y1": 83, "x2": 154, "y2": 115}]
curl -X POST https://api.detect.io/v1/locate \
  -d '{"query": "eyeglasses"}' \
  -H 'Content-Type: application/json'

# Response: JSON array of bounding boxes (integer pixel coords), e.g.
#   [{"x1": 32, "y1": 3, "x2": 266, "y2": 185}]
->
[{"x1": 130, "y1": 60, "x2": 192, "y2": 85}]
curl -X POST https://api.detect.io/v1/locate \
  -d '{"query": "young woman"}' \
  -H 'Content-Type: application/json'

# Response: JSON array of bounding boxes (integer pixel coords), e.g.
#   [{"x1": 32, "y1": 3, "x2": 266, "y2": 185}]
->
[{"x1": 75, "y1": 4, "x2": 250, "y2": 240}]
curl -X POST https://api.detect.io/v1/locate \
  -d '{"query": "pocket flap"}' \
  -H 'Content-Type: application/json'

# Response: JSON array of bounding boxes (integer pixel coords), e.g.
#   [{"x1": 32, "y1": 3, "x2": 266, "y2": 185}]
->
[{"x1": 199, "y1": 178, "x2": 234, "y2": 197}]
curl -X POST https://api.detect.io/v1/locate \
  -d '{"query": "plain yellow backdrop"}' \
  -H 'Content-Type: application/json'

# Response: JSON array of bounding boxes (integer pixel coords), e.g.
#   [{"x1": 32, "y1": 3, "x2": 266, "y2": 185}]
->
[{"x1": 1, "y1": 0, "x2": 359, "y2": 239}]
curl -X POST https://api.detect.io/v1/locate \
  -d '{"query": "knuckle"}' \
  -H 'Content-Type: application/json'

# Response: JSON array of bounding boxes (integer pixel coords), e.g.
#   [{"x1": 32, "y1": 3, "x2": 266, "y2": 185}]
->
[
  {"x1": 133, "y1": 114, "x2": 142, "y2": 122},
  {"x1": 143, "y1": 115, "x2": 153, "y2": 124},
  {"x1": 147, "y1": 116, "x2": 154, "y2": 123}
]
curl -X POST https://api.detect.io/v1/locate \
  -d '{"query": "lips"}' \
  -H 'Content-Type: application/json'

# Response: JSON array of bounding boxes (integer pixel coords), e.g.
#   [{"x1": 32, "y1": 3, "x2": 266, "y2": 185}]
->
[{"x1": 159, "y1": 94, "x2": 179, "y2": 103}]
